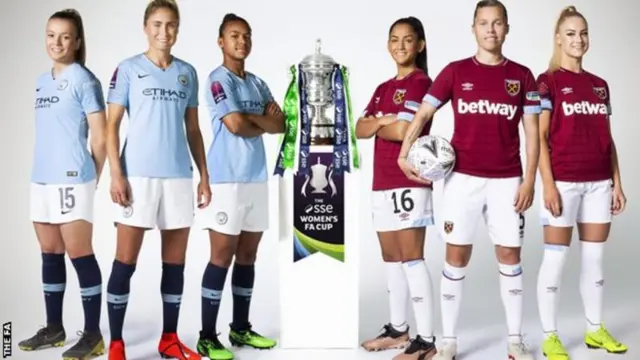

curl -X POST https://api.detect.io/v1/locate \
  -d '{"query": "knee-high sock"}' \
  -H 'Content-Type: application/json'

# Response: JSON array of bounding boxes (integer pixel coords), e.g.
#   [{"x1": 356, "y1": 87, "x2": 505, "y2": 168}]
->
[
  {"x1": 537, "y1": 244, "x2": 569, "y2": 336},
  {"x1": 106, "y1": 260, "x2": 136, "y2": 341},
  {"x1": 72, "y1": 255, "x2": 102, "y2": 333},
  {"x1": 403, "y1": 259, "x2": 434, "y2": 339},
  {"x1": 161, "y1": 263, "x2": 185, "y2": 334},
  {"x1": 499, "y1": 262, "x2": 524, "y2": 342},
  {"x1": 580, "y1": 241, "x2": 605, "y2": 332},
  {"x1": 201, "y1": 263, "x2": 229, "y2": 336},
  {"x1": 231, "y1": 263, "x2": 255, "y2": 331},
  {"x1": 386, "y1": 261, "x2": 409, "y2": 331},
  {"x1": 42, "y1": 253, "x2": 66, "y2": 328},
  {"x1": 440, "y1": 262, "x2": 467, "y2": 343}
]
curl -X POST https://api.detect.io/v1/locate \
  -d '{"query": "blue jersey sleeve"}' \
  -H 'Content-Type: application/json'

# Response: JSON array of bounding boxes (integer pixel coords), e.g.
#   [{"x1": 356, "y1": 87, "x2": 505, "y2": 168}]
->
[
  {"x1": 187, "y1": 67, "x2": 199, "y2": 108},
  {"x1": 259, "y1": 80, "x2": 275, "y2": 103},
  {"x1": 74, "y1": 77, "x2": 105, "y2": 115},
  {"x1": 207, "y1": 72, "x2": 241, "y2": 119},
  {"x1": 107, "y1": 62, "x2": 130, "y2": 107}
]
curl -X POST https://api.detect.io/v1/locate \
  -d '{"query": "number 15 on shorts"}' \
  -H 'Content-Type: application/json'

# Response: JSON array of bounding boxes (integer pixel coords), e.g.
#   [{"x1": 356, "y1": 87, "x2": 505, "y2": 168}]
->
[{"x1": 58, "y1": 187, "x2": 76, "y2": 214}]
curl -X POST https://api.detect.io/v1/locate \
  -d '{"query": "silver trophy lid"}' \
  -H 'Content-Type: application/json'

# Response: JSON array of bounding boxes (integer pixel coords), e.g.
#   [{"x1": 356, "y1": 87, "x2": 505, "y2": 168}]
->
[{"x1": 300, "y1": 39, "x2": 336, "y2": 70}]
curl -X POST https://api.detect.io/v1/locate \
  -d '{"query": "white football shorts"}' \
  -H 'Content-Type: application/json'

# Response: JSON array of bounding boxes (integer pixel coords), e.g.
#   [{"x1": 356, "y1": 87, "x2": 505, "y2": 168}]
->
[
  {"x1": 371, "y1": 187, "x2": 434, "y2": 232},
  {"x1": 540, "y1": 179, "x2": 612, "y2": 227},
  {"x1": 440, "y1": 172, "x2": 525, "y2": 247},
  {"x1": 197, "y1": 182, "x2": 269, "y2": 235},
  {"x1": 113, "y1": 177, "x2": 194, "y2": 230},
  {"x1": 30, "y1": 180, "x2": 96, "y2": 224}
]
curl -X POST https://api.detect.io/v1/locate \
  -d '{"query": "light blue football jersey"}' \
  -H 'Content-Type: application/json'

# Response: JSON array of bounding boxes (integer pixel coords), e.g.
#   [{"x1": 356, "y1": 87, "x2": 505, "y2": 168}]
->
[
  {"x1": 31, "y1": 63, "x2": 105, "y2": 185},
  {"x1": 205, "y1": 66, "x2": 274, "y2": 183},
  {"x1": 107, "y1": 54, "x2": 199, "y2": 178}
]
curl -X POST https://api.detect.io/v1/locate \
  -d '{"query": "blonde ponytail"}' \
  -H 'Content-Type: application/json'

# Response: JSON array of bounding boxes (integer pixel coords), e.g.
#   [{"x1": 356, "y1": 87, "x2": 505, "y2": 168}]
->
[{"x1": 548, "y1": 6, "x2": 586, "y2": 73}]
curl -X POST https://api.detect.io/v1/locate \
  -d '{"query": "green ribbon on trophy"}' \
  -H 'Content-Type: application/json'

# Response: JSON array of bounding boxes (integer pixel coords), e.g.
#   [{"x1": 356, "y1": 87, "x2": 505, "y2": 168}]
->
[{"x1": 273, "y1": 65, "x2": 300, "y2": 174}]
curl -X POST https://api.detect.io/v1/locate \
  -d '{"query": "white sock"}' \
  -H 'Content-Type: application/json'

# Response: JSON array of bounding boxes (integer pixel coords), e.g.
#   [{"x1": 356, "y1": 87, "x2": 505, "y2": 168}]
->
[
  {"x1": 498, "y1": 262, "x2": 524, "y2": 343},
  {"x1": 403, "y1": 259, "x2": 434, "y2": 340},
  {"x1": 441, "y1": 262, "x2": 467, "y2": 343},
  {"x1": 580, "y1": 241, "x2": 605, "y2": 332},
  {"x1": 386, "y1": 261, "x2": 409, "y2": 331},
  {"x1": 537, "y1": 244, "x2": 569, "y2": 337}
]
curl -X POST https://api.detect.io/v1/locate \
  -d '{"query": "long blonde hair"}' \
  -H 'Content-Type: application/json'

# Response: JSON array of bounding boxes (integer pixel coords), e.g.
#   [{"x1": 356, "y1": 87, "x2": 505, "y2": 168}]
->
[{"x1": 548, "y1": 6, "x2": 588, "y2": 72}]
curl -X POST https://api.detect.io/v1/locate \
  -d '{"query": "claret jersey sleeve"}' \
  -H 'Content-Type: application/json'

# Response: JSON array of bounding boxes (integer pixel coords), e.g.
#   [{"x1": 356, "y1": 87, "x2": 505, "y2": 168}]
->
[
  {"x1": 397, "y1": 76, "x2": 432, "y2": 121},
  {"x1": 361, "y1": 85, "x2": 381, "y2": 118},
  {"x1": 206, "y1": 70, "x2": 241, "y2": 120},
  {"x1": 422, "y1": 63, "x2": 454, "y2": 109},
  {"x1": 522, "y1": 69, "x2": 542, "y2": 114},
  {"x1": 536, "y1": 72, "x2": 555, "y2": 111}
]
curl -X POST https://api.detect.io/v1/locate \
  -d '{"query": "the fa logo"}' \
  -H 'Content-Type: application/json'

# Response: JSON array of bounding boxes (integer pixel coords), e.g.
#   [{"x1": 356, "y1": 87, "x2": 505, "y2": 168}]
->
[
  {"x1": 593, "y1": 87, "x2": 607, "y2": 100},
  {"x1": 393, "y1": 89, "x2": 407, "y2": 105},
  {"x1": 3, "y1": 322, "x2": 11, "y2": 358},
  {"x1": 505, "y1": 79, "x2": 521, "y2": 96}
]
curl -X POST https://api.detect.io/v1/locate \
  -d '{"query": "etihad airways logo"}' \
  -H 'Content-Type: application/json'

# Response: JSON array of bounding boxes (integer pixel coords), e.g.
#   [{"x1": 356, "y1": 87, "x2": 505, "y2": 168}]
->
[
  {"x1": 561, "y1": 101, "x2": 608, "y2": 116},
  {"x1": 457, "y1": 99, "x2": 518, "y2": 120}
]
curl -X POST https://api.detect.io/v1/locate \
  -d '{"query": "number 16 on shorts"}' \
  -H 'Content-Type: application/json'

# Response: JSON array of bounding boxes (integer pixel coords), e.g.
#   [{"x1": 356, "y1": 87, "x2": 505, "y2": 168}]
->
[{"x1": 371, "y1": 187, "x2": 434, "y2": 232}]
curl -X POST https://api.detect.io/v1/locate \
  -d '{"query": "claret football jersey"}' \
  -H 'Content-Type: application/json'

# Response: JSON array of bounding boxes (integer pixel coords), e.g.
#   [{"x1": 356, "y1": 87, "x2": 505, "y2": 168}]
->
[
  {"x1": 362, "y1": 70, "x2": 433, "y2": 191},
  {"x1": 536, "y1": 69, "x2": 612, "y2": 182},
  {"x1": 423, "y1": 57, "x2": 541, "y2": 178}
]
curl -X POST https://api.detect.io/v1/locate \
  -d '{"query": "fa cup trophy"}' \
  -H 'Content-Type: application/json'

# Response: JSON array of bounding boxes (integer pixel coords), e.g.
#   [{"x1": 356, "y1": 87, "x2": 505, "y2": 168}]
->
[
  {"x1": 274, "y1": 39, "x2": 360, "y2": 178},
  {"x1": 275, "y1": 39, "x2": 361, "y2": 350},
  {"x1": 300, "y1": 41, "x2": 337, "y2": 145}
]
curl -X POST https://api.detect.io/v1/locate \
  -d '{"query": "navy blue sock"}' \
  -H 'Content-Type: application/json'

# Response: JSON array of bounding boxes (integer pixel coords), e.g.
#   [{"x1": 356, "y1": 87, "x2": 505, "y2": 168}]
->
[
  {"x1": 231, "y1": 263, "x2": 255, "y2": 331},
  {"x1": 201, "y1": 263, "x2": 229, "y2": 336},
  {"x1": 71, "y1": 255, "x2": 102, "y2": 333},
  {"x1": 161, "y1": 263, "x2": 185, "y2": 334},
  {"x1": 106, "y1": 260, "x2": 135, "y2": 341},
  {"x1": 42, "y1": 253, "x2": 66, "y2": 327}
]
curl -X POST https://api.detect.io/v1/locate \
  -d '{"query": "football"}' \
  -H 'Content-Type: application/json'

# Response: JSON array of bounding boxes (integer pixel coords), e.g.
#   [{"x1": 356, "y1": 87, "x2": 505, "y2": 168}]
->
[{"x1": 407, "y1": 135, "x2": 456, "y2": 182}]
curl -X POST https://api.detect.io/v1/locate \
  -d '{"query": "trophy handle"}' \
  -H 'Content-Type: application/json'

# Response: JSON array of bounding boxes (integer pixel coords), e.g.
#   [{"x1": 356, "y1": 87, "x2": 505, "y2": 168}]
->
[
  {"x1": 301, "y1": 174, "x2": 310, "y2": 197},
  {"x1": 328, "y1": 170, "x2": 337, "y2": 198}
]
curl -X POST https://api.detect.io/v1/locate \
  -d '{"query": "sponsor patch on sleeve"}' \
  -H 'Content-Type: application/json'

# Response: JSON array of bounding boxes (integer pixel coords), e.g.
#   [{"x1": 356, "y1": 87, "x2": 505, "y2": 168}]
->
[
  {"x1": 526, "y1": 91, "x2": 540, "y2": 101},
  {"x1": 210, "y1": 81, "x2": 227, "y2": 104},
  {"x1": 404, "y1": 100, "x2": 420, "y2": 112},
  {"x1": 537, "y1": 82, "x2": 549, "y2": 96},
  {"x1": 109, "y1": 68, "x2": 118, "y2": 90}
]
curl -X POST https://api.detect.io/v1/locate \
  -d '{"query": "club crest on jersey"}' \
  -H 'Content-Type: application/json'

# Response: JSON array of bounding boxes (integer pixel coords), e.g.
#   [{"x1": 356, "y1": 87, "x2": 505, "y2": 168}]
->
[
  {"x1": 177, "y1": 74, "x2": 189, "y2": 87},
  {"x1": 505, "y1": 79, "x2": 520, "y2": 96},
  {"x1": 593, "y1": 87, "x2": 607, "y2": 100},
  {"x1": 444, "y1": 221, "x2": 454, "y2": 234},
  {"x1": 57, "y1": 80, "x2": 68, "y2": 91},
  {"x1": 393, "y1": 89, "x2": 407, "y2": 105}
]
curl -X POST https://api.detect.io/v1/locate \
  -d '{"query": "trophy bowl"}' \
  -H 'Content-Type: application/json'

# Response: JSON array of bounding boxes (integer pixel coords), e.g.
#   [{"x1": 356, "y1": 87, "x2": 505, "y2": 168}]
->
[{"x1": 300, "y1": 39, "x2": 337, "y2": 146}]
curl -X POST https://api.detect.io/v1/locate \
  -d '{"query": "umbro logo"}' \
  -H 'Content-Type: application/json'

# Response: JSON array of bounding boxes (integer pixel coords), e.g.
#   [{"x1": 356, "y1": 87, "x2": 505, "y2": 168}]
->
[{"x1": 138, "y1": 74, "x2": 150, "y2": 79}]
